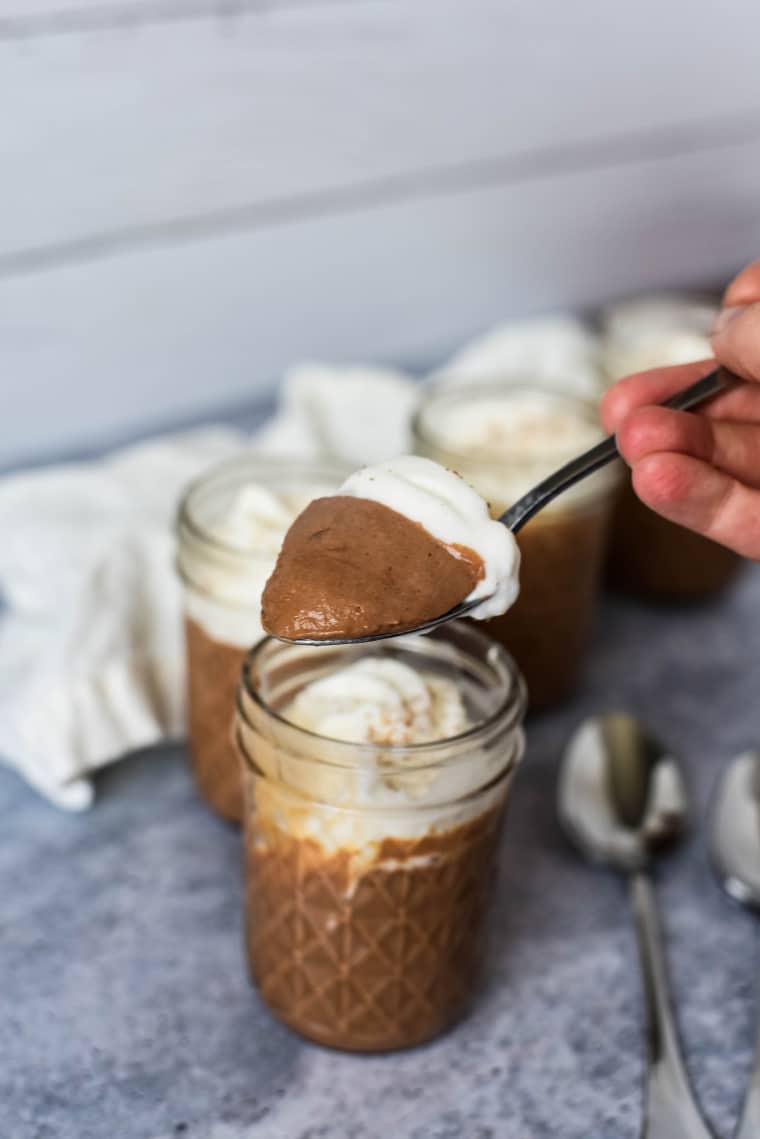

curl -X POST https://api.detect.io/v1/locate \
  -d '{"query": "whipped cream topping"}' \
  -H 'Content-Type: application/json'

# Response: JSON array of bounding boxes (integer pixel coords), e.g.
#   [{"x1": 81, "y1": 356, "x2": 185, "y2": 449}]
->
[
  {"x1": 212, "y1": 484, "x2": 318, "y2": 553},
  {"x1": 285, "y1": 658, "x2": 469, "y2": 746},
  {"x1": 601, "y1": 295, "x2": 717, "y2": 382},
  {"x1": 340, "y1": 455, "x2": 520, "y2": 621},
  {"x1": 429, "y1": 390, "x2": 603, "y2": 460},
  {"x1": 415, "y1": 389, "x2": 607, "y2": 513},
  {"x1": 244, "y1": 655, "x2": 522, "y2": 853}
]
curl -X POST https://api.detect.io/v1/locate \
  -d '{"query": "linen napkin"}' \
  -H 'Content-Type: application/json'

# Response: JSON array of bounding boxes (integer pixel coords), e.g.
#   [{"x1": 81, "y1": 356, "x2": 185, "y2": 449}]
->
[{"x1": 0, "y1": 316, "x2": 602, "y2": 809}]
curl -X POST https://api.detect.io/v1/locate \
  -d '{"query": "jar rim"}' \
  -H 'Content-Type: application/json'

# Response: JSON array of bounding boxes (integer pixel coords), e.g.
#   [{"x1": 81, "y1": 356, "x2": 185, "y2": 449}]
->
[
  {"x1": 232, "y1": 722, "x2": 521, "y2": 812},
  {"x1": 411, "y1": 378, "x2": 603, "y2": 468},
  {"x1": 237, "y1": 621, "x2": 527, "y2": 768}
]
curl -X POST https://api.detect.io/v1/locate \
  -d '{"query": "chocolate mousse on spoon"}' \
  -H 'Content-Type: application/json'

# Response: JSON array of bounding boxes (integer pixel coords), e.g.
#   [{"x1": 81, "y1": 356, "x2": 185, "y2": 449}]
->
[
  {"x1": 262, "y1": 455, "x2": 520, "y2": 643},
  {"x1": 263, "y1": 367, "x2": 736, "y2": 646}
]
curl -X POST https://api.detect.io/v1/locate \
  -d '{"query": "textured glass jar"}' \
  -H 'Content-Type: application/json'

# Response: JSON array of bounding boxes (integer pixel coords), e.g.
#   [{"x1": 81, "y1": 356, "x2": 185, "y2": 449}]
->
[
  {"x1": 176, "y1": 455, "x2": 346, "y2": 822},
  {"x1": 600, "y1": 296, "x2": 741, "y2": 600},
  {"x1": 412, "y1": 382, "x2": 618, "y2": 711},
  {"x1": 235, "y1": 622, "x2": 526, "y2": 1051}
]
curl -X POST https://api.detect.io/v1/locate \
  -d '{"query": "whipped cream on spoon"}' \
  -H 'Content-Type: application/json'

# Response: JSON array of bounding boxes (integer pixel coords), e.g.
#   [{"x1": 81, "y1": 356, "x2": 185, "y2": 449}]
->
[{"x1": 268, "y1": 367, "x2": 734, "y2": 647}]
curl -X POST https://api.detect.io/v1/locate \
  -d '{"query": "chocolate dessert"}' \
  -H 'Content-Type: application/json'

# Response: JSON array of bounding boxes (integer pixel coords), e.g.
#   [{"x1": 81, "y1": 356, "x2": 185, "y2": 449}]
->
[
  {"x1": 411, "y1": 383, "x2": 617, "y2": 712},
  {"x1": 262, "y1": 496, "x2": 483, "y2": 641},
  {"x1": 485, "y1": 505, "x2": 611, "y2": 710},
  {"x1": 234, "y1": 625, "x2": 527, "y2": 1052},
  {"x1": 175, "y1": 456, "x2": 347, "y2": 823},
  {"x1": 184, "y1": 617, "x2": 247, "y2": 822},
  {"x1": 244, "y1": 797, "x2": 505, "y2": 1051},
  {"x1": 606, "y1": 479, "x2": 740, "y2": 600},
  {"x1": 599, "y1": 296, "x2": 740, "y2": 601}
]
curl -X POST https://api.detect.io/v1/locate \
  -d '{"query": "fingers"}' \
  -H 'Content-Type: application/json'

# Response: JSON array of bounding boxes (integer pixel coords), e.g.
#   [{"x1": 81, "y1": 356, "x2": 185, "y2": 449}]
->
[
  {"x1": 713, "y1": 261, "x2": 760, "y2": 381},
  {"x1": 598, "y1": 261, "x2": 760, "y2": 560},
  {"x1": 617, "y1": 405, "x2": 760, "y2": 490},
  {"x1": 723, "y1": 259, "x2": 760, "y2": 306},
  {"x1": 711, "y1": 300, "x2": 760, "y2": 384},
  {"x1": 632, "y1": 451, "x2": 760, "y2": 559},
  {"x1": 600, "y1": 360, "x2": 760, "y2": 434},
  {"x1": 600, "y1": 361, "x2": 714, "y2": 432},
  {"x1": 601, "y1": 258, "x2": 760, "y2": 433}
]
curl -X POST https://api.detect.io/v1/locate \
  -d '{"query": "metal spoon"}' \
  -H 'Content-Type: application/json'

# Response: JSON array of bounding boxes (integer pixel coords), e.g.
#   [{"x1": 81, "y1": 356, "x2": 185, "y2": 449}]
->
[
  {"x1": 559, "y1": 714, "x2": 716, "y2": 1138},
  {"x1": 282, "y1": 365, "x2": 735, "y2": 647},
  {"x1": 711, "y1": 750, "x2": 760, "y2": 1139}
]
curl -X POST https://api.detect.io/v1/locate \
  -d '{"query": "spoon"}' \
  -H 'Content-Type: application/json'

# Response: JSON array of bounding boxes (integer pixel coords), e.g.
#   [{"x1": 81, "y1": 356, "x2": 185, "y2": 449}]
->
[
  {"x1": 559, "y1": 714, "x2": 716, "y2": 1138},
  {"x1": 283, "y1": 365, "x2": 735, "y2": 647},
  {"x1": 711, "y1": 750, "x2": 760, "y2": 1139}
]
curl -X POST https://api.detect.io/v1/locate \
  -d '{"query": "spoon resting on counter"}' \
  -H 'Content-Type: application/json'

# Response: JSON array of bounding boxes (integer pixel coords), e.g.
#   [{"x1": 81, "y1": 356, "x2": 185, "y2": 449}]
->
[
  {"x1": 711, "y1": 751, "x2": 760, "y2": 1139},
  {"x1": 560, "y1": 714, "x2": 716, "y2": 1139}
]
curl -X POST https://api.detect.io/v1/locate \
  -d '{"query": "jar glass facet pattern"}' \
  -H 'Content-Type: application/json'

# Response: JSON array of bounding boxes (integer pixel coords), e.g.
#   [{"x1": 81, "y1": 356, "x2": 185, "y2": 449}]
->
[{"x1": 235, "y1": 623, "x2": 526, "y2": 1051}]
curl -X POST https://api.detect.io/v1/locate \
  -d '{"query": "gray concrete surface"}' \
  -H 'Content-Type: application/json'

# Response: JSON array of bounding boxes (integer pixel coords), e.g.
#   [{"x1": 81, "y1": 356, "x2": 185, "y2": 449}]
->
[{"x1": 3, "y1": 568, "x2": 760, "y2": 1139}]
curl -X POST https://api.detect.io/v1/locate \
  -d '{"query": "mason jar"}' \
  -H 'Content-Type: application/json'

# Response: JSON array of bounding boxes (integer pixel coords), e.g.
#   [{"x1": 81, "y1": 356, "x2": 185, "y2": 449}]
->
[
  {"x1": 176, "y1": 455, "x2": 346, "y2": 823},
  {"x1": 600, "y1": 295, "x2": 741, "y2": 600},
  {"x1": 412, "y1": 381, "x2": 618, "y2": 711},
  {"x1": 235, "y1": 622, "x2": 526, "y2": 1052}
]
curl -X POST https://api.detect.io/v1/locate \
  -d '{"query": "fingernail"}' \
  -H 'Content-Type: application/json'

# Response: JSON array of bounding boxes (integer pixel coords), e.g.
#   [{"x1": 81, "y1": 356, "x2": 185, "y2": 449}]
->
[{"x1": 712, "y1": 305, "x2": 743, "y2": 336}]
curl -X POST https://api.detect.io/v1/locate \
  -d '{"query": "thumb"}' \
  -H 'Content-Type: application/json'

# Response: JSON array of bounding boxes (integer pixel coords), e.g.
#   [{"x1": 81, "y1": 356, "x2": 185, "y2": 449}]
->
[{"x1": 711, "y1": 300, "x2": 760, "y2": 383}]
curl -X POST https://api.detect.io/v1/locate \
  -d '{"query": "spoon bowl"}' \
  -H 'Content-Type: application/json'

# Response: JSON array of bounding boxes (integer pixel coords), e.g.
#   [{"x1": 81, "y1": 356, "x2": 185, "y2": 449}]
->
[
  {"x1": 711, "y1": 750, "x2": 760, "y2": 909},
  {"x1": 559, "y1": 713, "x2": 688, "y2": 873}
]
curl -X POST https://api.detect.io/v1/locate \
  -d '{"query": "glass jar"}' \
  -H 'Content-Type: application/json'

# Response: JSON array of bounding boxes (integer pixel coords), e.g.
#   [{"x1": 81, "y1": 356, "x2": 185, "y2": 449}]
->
[
  {"x1": 600, "y1": 294, "x2": 741, "y2": 600},
  {"x1": 606, "y1": 484, "x2": 741, "y2": 600},
  {"x1": 176, "y1": 455, "x2": 347, "y2": 823},
  {"x1": 412, "y1": 382, "x2": 618, "y2": 712},
  {"x1": 235, "y1": 622, "x2": 526, "y2": 1052},
  {"x1": 600, "y1": 294, "x2": 719, "y2": 383}
]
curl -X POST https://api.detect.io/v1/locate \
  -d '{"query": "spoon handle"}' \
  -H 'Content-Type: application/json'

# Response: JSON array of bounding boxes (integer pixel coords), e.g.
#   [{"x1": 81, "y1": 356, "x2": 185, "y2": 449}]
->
[
  {"x1": 499, "y1": 366, "x2": 735, "y2": 533},
  {"x1": 630, "y1": 874, "x2": 716, "y2": 1139}
]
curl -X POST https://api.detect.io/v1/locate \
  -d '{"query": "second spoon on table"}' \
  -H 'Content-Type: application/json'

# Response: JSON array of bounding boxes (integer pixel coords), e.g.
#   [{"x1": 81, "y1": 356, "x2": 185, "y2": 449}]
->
[
  {"x1": 559, "y1": 714, "x2": 716, "y2": 1139},
  {"x1": 711, "y1": 750, "x2": 760, "y2": 1139}
]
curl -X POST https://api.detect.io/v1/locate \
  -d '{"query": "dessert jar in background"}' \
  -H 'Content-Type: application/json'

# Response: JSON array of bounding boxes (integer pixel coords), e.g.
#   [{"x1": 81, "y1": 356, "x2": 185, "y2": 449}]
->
[
  {"x1": 601, "y1": 295, "x2": 741, "y2": 600},
  {"x1": 176, "y1": 455, "x2": 346, "y2": 822},
  {"x1": 412, "y1": 382, "x2": 618, "y2": 711},
  {"x1": 235, "y1": 622, "x2": 526, "y2": 1052}
]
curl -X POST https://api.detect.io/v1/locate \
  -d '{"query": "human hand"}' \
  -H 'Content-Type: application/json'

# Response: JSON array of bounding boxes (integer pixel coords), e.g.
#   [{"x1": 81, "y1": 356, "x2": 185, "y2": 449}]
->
[{"x1": 600, "y1": 261, "x2": 760, "y2": 559}]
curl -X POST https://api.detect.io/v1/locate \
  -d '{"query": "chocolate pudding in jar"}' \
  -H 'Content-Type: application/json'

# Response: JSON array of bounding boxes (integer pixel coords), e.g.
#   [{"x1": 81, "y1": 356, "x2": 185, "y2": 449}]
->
[
  {"x1": 601, "y1": 294, "x2": 741, "y2": 600},
  {"x1": 235, "y1": 622, "x2": 526, "y2": 1051},
  {"x1": 412, "y1": 383, "x2": 617, "y2": 711},
  {"x1": 175, "y1": 456, "x2": 346, "y2": 822}
]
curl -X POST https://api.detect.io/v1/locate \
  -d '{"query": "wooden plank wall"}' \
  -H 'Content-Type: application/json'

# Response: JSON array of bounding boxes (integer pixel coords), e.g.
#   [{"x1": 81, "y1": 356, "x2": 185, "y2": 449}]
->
[{"x1": 2, "y1": 0, "x2": 759, "y2": 464}]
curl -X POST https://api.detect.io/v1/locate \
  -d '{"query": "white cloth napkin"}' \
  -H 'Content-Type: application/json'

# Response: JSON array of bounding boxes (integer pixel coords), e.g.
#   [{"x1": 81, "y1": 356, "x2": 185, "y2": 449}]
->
[{"x1": 0, "y1": 317, "x2": 603, "y2": 809}]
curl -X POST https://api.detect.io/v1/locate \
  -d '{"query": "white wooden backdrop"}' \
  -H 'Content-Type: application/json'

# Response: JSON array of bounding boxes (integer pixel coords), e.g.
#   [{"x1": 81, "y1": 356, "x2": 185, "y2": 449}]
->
[{"x1": 2, "y1": 0, "x2": 760, "y2": 465}]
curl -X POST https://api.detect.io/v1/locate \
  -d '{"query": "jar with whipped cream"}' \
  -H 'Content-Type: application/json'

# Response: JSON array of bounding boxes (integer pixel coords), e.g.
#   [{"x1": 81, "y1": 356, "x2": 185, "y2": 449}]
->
[
  {"x1": 176, "y1": 455, "x2": 347, "y2": 822},
  {"x1": 235, "y1": 622, "x2": 526, "y2": 1051},
  {"x1": 412, "y1": 382, "x2": 618, "y2": 711},
  {"x1": 600, "y1": 295, "x2": 741, "y2": 600}
]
